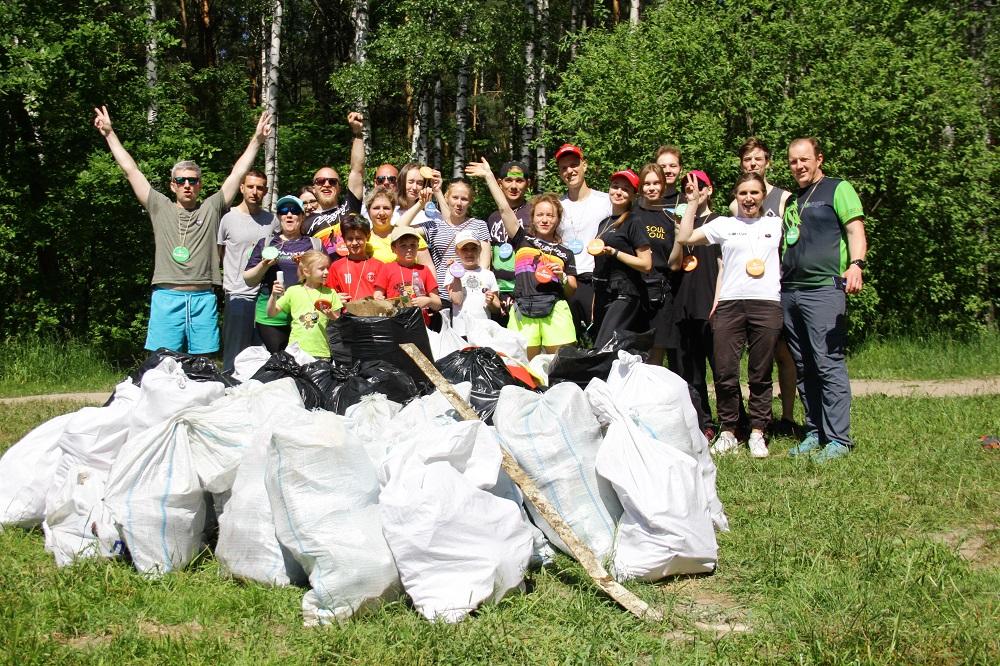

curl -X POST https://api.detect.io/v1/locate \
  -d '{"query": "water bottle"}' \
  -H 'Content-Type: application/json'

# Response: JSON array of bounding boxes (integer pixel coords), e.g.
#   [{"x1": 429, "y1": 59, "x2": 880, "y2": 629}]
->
[{"x1": 411, "y1": 270, "x2": 426, "y2": 297}]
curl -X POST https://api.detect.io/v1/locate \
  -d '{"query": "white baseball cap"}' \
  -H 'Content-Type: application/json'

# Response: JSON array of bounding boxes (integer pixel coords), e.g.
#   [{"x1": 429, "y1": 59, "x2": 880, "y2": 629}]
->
[{"x1": 454, "y1": 230, "x2": 480, "y2": 249}]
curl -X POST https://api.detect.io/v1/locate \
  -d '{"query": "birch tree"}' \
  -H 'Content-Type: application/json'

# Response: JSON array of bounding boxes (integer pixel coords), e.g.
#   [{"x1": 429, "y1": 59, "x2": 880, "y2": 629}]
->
[
  {"x1": 350, "y1": 0, "x2": 372, "y2": 156},
  {"x1": 522, "y1": 0, "x2": 537, "y2": 166},
  {"x1": 453, "y1": 59, "x2": 470, "y2": 178},
  {"x1": 263, "y1": 0, "x2": 282, "y2": 211},
  {"x1": 145, "y1": 0, "x2": 158, "y2": 124}
]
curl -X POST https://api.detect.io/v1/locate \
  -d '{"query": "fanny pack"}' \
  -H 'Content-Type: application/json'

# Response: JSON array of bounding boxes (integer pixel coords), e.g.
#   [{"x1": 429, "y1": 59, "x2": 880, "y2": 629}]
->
[
  {"x1": 515, "y1": 293, "x2": 558, "y2": 318},
  {"x1": 644, "y1": 275, "x2": 669, "y2": 306}
]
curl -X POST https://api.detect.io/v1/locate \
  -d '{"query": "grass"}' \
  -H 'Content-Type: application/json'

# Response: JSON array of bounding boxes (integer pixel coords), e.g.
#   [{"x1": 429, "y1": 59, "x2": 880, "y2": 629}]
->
[
  {"x1": 0, "y1": 337, "x2": 123, "y2": 398},
  {"x1": 1, "y1": 395, "x2": 998, "y2": 664},
  {"x1": 848, "y1": 329, "x2": 1000, "y2": 380}
]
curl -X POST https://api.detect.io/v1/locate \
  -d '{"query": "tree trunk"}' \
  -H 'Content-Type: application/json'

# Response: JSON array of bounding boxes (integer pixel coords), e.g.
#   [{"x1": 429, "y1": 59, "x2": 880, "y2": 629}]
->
[
  {"x1": 350, "y1": 0, "x2": 372, "y2": 156},
  {"x1": 453, "y1": 59, "x2": 470, "y2": 178},
  {"x1": 629, "y1": 0, "x2": 639, "y2": 25},
  {"x1": 264, "y1": 0, "x2": 282, "y2": 211},
  {"x1": 145, "y1": 0, "x2": 158, "y2": 125},
  {"x1": 178, "y1": 0, "x2": 189, "y2": 51},
  {"x1": 536, "y1": 0, "x2": 549, "y2": 182},
  {"x1": 522, "y1": 0, "x2": 537, "y2": 166},
  {"x1": 569, "y1": 0, "x2": 578, "y2": 59},
  {"x1": 412, "y1": 88, "x2": 429, "y2": 162},
  {"x1": 199, "y1": 0, "x2": 215, "y2": 67},
  {"x1": 433, "y1": 79, "x2": 443, "y2": 169}
]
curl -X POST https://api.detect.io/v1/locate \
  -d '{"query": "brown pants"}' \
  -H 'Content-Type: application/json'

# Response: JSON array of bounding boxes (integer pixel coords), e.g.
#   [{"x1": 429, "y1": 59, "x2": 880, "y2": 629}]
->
[{"x1": 711, "y1": 299, "x2": 783, "y2": 432}]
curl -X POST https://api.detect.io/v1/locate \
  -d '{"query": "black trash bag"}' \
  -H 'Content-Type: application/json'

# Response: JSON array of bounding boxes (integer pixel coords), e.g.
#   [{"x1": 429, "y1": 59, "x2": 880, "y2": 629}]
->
[
  {"x1": 327, "y1": 307, "x2": 434, "y2": 391},
  {"x1": 434, "y1": 347, "x2": 532, "y2": 424},
  {"x1": 250, "y1": 351, "x2": 336, "y2": 410},
  {"x1": 328, "y1": 359, "x2": 421, "y2": 415},
  {"x1": 129, "y1": 348, "x2": 240, "y2": 388},
  {"x1": 547, "y1": 329, "x2": 655, "y2": 389}
]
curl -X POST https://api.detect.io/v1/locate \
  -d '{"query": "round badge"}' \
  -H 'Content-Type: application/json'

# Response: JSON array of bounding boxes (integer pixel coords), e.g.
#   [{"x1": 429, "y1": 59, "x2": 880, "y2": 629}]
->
[
  {"x1": 674, "y1": 203, "x2": 688, "y2": 219},
  {"x1": 449, "y1": 262, "x2": 466, "y2": 279},
  {"x1": 567, "y1": 239, "x2": 584, "y2": 254},
  {"x1": 586, "y1": 239, "x2": 605, "y2": 256},
  {"x1": 785, "y1": 226, "x2": 800, "y2": 245},
  {"x1": 498, "y1": 243, "x2": 513, "y2": 260},
  {"x1": 314, "y1": 300, "x2": 332, "y2": 313},
  {"x1": 171, "y1": 246, "x2": 191, "y2": 263},
  {"x1": 418, "y1": 166, "x2": 435, "y2": 180},
  {"x1": 682, "y1": 255, "x2": 699, "y2": 272},
  {"x1": 424, "y1": 201, "x2": 439, "y2": 217},
  {"x1": 335, "y1": 242, "x2": 349, "y2": 257},
  {"x1": 534, "y1": 263, "x2": 554, "y2": 284},
  {"x1": 261, "y1": 246, "x2": 279, "y2": 261},
  {"x1": 466, "y1": 275, "x2": 480, "y2": 290},
  {"x1": 746, "y1": 258, "x2": 766, "y2": 277}
]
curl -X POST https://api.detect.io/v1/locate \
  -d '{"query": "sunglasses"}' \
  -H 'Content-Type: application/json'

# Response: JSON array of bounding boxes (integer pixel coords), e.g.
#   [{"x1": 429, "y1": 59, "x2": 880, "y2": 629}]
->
[
  {"x1": 375, "y1": 175, "x2": 397, "y2": 184},
  {"x1": 313, "y1": 177, "x2": 340, "y2": 187},
  {"x1": 173, "y1": 176, "x2": 200, "y2": 185},
  {"x1": 277, "y1": 206, "x2": 303, "y2": 216}
]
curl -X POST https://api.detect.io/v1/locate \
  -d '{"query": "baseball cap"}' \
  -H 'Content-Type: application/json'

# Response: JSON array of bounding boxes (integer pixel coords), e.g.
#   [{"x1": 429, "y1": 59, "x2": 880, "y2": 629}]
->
[
  {"x1": 499, "y1": 160, "x2": 530, "y2": 179},
  {"x1": 610, "y1": 169, "x2": 639, "y2": 191},
  {"x1": 554, "y1": 144, "x2": 583, "y2": 161},
  {"x1": 389, "y1": 226, "x2": 422, "y2": 244},
  {"x1": 274, "y1": 195, "x2": 305, "y2": 213},
  {"x1": 454, "y1": 230, "x2": 480, "y2": 249},
  {"x1": 688, "y1": 170, "x2": 713, "y2": 189}
]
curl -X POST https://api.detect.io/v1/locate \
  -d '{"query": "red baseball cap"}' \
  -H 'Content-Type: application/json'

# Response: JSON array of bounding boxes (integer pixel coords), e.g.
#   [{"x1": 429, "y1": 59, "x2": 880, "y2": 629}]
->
[
  {"x1": 688, "y1": 169, "x2": 713, "y2": 189},
  {"x1": 610, "y1": 169, "x2": 640, "y2": 191},
  {"x1": 554, "y1": 143, "x2": 583, "y2": 161}
]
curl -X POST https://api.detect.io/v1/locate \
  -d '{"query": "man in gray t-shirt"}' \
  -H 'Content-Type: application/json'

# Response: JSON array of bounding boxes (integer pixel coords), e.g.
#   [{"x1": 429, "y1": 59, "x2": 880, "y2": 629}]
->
[
  {"x1": 217, "y1": 169, "x2": 277, "y2": 372},
  {"x1": 93, "y1": 105, "x2": 269, "y2": 355}
]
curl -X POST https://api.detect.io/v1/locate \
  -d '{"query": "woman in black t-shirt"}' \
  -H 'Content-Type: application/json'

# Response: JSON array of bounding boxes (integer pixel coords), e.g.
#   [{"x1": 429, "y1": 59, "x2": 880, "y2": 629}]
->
[{"x1": 591, "y1": 170, "x2": 653, "y2": 348}]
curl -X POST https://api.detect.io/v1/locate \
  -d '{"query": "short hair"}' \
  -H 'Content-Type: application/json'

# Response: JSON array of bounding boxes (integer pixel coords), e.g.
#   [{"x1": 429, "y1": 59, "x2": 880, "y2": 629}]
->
[
  {"x1": 527, "y1": 192, "x2": 564, "y2": 242},
  {"x1": 171, "y1": 160, "x2": 202, "y2": 179},
  {"x1": 365, "y1": 185, "x2": 398, "y2": 210},
  {"x1": 340, "y1": 213, "x2": 371, "y2": 236},
  {"x1": 789, "y1": 136, "x2": 823, "y2": 157},
  {"x1": 638, "y1": 162, "x2": 666, "y2": 192},
  {"x1": 243, "y1": 168, "x2": 266, "y2": 183},
  {"x1": 738, "y1": 137, "x2": 771, "y2": 161},
  {"x1": 655, "y1": 145, "x2": 682, "y2": 164},
  {"x1": 296, "y1": 250, "x2": 330, "y2": 282}
]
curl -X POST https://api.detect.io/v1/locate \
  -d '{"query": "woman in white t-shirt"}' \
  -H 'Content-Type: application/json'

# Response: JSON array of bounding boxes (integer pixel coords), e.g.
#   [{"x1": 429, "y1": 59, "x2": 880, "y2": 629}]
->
[{"x1": 676, "y1": 172, "x2": 783, "y2": 459}]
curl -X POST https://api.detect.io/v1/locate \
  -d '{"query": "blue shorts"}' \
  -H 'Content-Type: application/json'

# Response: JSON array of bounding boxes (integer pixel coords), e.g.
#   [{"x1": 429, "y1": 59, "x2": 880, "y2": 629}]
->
[{"x1": 145, "y1": 287, "x2": 220, "y2": 354}]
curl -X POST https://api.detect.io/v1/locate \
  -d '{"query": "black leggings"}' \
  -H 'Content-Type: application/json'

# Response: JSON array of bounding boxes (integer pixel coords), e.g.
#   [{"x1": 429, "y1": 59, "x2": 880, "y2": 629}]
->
[
  {"x1": 592, "y1": 288, "x2": 647, "y2": 349},
  {"x1": 257, "y1": 323, "x2": 290, "y2": 353}
]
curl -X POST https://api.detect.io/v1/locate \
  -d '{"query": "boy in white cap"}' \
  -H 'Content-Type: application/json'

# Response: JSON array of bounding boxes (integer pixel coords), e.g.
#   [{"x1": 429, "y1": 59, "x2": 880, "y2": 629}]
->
[{"x1": 447, "y1": 230, "x2": 500, "y2": 336}]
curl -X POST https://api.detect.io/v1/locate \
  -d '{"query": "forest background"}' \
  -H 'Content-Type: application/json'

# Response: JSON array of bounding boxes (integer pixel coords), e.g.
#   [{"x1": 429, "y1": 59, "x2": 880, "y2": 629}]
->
[{"x1": 0, "y1": 0, "x2": 996, "y2": 361}]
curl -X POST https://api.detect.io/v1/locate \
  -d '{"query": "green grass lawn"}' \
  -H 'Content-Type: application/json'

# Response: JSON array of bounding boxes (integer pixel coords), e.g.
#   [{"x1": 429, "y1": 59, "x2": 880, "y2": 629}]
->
[
  {"x1": 1, "y1": 395, "x2": 997, "y2": 664},
  {"x1": 848, "y1": 330, "x2": 1000, "y2": 380}
]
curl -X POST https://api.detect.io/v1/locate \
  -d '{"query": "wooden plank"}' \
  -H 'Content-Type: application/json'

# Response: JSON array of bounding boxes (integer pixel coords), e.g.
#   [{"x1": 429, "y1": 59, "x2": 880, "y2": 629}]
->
[{"x1": 400, "y1": 343, "x2": 663, "y2": 622}]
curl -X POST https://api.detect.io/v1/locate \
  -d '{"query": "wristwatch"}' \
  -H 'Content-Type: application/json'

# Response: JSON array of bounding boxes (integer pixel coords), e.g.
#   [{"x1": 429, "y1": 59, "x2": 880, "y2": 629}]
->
[{"x1": 850, "y1": 259, "x2": 867, "y2": 271}]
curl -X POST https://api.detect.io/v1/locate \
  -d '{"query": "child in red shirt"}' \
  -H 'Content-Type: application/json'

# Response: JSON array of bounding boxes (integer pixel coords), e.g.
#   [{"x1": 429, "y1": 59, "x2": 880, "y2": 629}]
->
[
  {"x1": 374, "y1": 226, "x2": 442, "y2": 325},
  {"x1": 326, "y1": 215, "x2": 383, "y2": 302}
]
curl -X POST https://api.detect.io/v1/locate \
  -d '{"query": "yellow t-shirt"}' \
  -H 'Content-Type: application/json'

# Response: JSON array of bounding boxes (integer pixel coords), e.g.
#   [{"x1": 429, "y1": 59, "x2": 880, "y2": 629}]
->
[{"x1": 368, "y1": 230, "x2": 428, "y2": 263}]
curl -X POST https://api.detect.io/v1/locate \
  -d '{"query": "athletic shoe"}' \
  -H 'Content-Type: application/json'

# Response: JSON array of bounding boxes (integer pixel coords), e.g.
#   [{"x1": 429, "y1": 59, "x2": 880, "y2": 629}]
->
[
  {"x1": 748, "y1": 431, "x2": 769, "y2": 458},
  {"x1": 711, "y1": 431, "x2": 740, "y2": 456},
  {"x1": 787, "y1": 432, "x2": 821, "y2": 457},
  {"x1": 812, "y1": 441, "x2": 851, "y2": 463}
]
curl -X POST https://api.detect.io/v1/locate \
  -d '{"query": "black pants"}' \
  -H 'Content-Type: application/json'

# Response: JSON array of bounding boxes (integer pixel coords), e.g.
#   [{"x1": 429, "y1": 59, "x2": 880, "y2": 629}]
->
[
  {"x1": 592, "y1": 288, "x2": 647, "y2": 349},
  {"x1": 222, "y1": 295, "x2": 260, "y2": 374},
  {"x1": 675, "y1": 318, "x2": 715, "y2": 431},
  {"x1": 257, "y1": 322, "x2": 290, "y2": 353},
  {"x1": 711, "y1": 299, "x2": 783, "y2": 431},
  {"x1": 567, "y1": 273, "x2": 594, "y2": 344}
]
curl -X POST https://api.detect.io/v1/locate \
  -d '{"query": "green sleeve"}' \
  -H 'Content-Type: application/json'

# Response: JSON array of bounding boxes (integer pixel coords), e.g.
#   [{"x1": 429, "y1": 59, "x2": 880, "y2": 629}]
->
[
  {"x1": 274, "y1": 289, "x2": 292, "y2": 314},
  {"x1": 833, "y1": 181, "x2": 864, "y2": 226}
]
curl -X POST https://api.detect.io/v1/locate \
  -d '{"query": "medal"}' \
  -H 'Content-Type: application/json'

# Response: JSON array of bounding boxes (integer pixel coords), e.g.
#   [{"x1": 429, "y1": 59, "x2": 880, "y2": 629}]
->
[
  {"x1": 567, "y1": 239, "x2": 584, "y2": 254},
  {"x1": 314, "y1": 299, "x2": 333, "y2": 313},
  {"x1": 449, "y1": 262, "x2": 466, "y2": 279},
  {"x1": 674, "y1": 203, "x2": 688, "y2": 219},
  {"x1": 171, "y1": 246, "x2": 190, "y2": 263},
  {"x1": 261, "y1": 246, "x2": 279, "y2": 261},
  {"x1": 498, "y1": 242, "x2": 513, "y2": 260},
  {"x1": 746, "y1": 258, "x2": 765, "y2": 277},
  {"x1": 682, "y1": 255, "x2": 699, "y2": 272},
  {"x1": 586, "y1": 239, "x2": 605, "y2": 256},
  {"x1": 785, "y1": 226, "x2": 800, "y2": 245},
  {"x1": 534, "y1": 263, "x2": 555, "y2": 284},
  {"x1": 335, "y1": 241, "x2": 349, "y2": 257}
]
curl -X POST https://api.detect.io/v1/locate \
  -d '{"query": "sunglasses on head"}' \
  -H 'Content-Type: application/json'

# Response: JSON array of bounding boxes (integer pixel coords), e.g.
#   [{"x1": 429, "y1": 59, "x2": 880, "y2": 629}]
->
[
  {"x1": 277, "y1": 206, "x2": 303, "y2": 216},
  {"x1": 375, "y1": 175, "x2": 397, "y2": 184},
  {"x1": 173, "y1": 176, "x2": 200, "y2": 185},
  {"x1": 313, "y1": 177, "x2": 340, "y2": 187}
]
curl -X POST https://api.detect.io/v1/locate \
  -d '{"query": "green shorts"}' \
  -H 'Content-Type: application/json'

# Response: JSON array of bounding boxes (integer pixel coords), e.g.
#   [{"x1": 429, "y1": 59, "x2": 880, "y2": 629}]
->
[
  {"x1": 507, "y1": 299, "x2": 576, "y2": 348},
  {"x1": 254, "y1": 290, "x2": 291, "y2": 327}
]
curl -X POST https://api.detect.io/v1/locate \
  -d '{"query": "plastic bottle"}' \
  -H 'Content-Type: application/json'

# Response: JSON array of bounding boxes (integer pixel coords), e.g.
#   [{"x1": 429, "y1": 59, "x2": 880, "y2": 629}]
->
[{"x1": 411, "y1": 271, "x2": 426, "y2": 297}]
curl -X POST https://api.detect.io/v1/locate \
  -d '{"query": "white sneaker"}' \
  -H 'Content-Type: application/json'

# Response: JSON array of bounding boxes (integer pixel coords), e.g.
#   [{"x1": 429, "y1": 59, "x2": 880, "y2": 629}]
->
[
  {"x1": 748, "y1": 430, "x2": 769, "y2": 458},
  {"x1": 711, "y1": 431, "x2": 740, "y2": 455}
]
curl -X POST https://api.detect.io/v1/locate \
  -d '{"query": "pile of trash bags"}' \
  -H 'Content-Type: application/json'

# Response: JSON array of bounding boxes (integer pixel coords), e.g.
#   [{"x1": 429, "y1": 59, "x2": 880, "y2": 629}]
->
[{"x1": 0, "y1": 309, "x2": 729, "y2": 626}]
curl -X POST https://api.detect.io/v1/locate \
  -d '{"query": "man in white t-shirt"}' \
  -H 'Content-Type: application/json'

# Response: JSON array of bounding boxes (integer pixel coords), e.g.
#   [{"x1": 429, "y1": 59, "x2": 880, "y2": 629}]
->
[
  {"x1": 217, "y1": 169, "x2": 278, "y2": 372},
  {"x1": 556, "y1": 143, "x2": 612, "y2": 340}
]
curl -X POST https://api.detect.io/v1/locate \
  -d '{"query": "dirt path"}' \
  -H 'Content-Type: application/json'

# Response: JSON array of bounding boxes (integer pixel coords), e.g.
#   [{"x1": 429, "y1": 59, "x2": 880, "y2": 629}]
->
[{"x1": 1, "y1": 376, "x2": 998, "y2": 406}]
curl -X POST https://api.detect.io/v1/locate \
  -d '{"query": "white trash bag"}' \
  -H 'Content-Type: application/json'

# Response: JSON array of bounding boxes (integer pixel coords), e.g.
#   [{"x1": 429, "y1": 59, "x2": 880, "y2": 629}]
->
[
  {"x1": 493, "y1": 383, "x2": 622, "y2": 561},
  {"x1": 266, "y1": 409, "x2": 400, "y2": 625},
  {"x1": 345, "y1": 393, "x2": 402, "y2": 466},
  {"x1": 232, "y1": 345, "x2": 272, "y2": 382},
  {"x1": 588, "y1": 378, "x2": 718, "y2": 581},
  {"x1": 605, "y1": 351, "x2": 728, "y2": 532},
  {"x1": 129, "y1": 358, "x2": 226, "y2": 435},
  {"x1": 379, "y1": 419, "x2": 533, "y2": 622},
  {"x1": 464, "y1": 317, "x2": 528, "y2": 365},
  {"x1": 0, "y1": 412, "x2": 75, "y2": 529}
]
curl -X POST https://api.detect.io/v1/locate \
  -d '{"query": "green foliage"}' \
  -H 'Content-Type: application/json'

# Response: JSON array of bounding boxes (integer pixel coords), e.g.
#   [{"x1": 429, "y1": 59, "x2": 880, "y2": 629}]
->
[
  {"x1": 0, "y1": 335, "x2": 123, "y2": 397},
  {"x1": 545, "y1": 0, "x2": 999, "y2": 338}
]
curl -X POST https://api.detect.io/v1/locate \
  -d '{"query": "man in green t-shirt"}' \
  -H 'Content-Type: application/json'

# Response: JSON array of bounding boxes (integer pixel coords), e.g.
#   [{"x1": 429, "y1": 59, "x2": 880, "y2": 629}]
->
[
  {"x1": 781, "y1": 137, "x2": 868, "y2": 462},
  {"x1": 93, "y1": 106, "x2": 270, "y2": 355}
]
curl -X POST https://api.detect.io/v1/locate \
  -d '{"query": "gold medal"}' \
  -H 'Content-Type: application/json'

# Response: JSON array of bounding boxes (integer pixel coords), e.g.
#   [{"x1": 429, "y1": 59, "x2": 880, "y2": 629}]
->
[
  {"x1": 746, "y1": 258, "x2": 765, "y2": 277},
  {"x1": 682, "y1": 254, "x2": 698, "y2": 272}
]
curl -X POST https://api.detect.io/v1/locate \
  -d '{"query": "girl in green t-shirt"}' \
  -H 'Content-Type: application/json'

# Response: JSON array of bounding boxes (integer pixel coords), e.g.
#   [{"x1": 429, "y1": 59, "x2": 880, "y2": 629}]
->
[{"x1": 268, "y1": 250, "x2": 342, "y2": 359}]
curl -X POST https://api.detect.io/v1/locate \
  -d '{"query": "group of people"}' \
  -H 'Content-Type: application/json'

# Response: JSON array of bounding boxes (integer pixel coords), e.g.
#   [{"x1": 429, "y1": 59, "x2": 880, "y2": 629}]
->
[{"x1": 94, "y1": 107, "x2": 867, "y2": 463}]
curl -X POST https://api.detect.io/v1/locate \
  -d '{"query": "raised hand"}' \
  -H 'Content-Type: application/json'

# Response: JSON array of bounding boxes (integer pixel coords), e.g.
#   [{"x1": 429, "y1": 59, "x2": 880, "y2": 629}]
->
[
  {"x1": 255, "y1": 111, "x2": 272, "y2": 142},
  {"x1": 93, "y1": 106, "x2": 113, "y2": 137},
  {"x1": 464, "y1": 158, "x2": 493, "y2": 180},
  {"x1": 347, "y1": 112, "x2": 364, "y2": 136}
]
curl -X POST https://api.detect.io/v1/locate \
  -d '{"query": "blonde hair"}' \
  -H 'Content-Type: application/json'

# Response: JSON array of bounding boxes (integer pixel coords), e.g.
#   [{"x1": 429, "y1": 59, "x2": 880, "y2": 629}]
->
[
  {"x1": 296, "y1": 250, "x2": 331, "y2": 283},
  {"x1": 527, "y1": 192, "x2": 564, "y2": 242}
]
